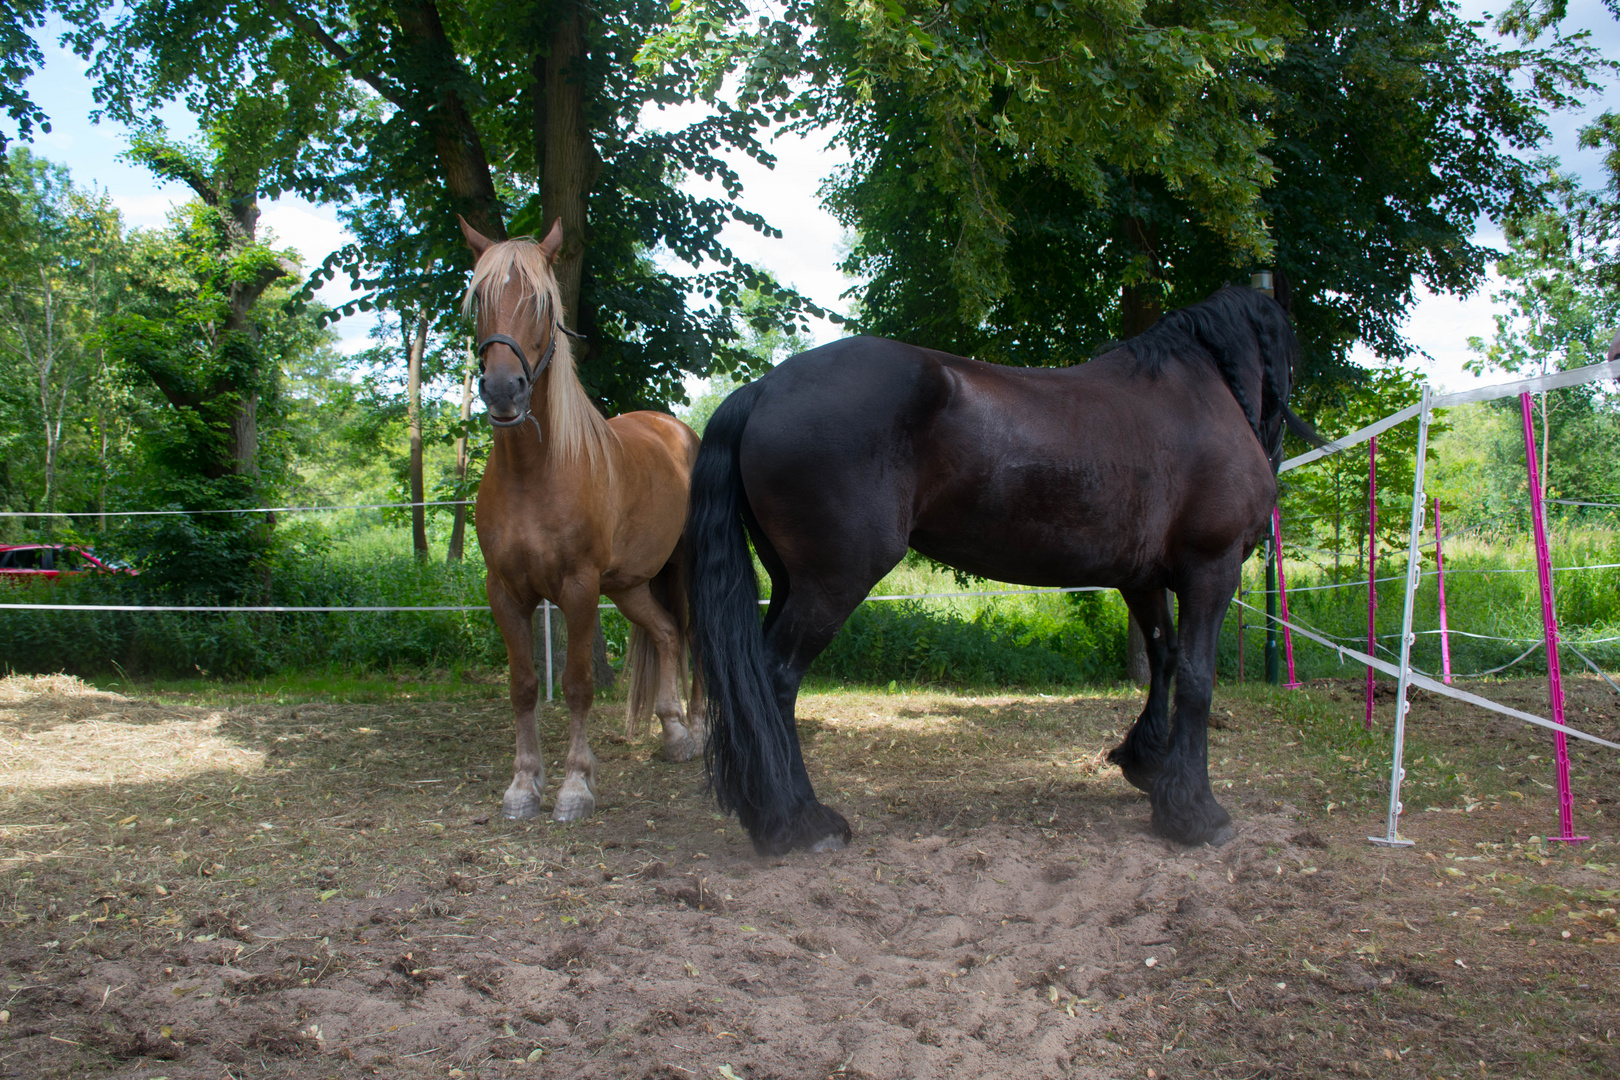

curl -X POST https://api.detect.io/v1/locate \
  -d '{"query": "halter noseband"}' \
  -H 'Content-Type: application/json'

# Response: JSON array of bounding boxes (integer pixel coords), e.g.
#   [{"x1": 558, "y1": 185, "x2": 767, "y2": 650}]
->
[{"x1": 475, "y1": 322, "x2": 584, "y2": 431}]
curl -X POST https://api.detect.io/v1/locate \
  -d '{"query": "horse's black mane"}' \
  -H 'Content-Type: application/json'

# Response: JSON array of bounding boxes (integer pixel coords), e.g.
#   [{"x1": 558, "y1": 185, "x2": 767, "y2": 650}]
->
[{"x1": 1124, "y1": 285, "x2": 1303, "y2": 470}]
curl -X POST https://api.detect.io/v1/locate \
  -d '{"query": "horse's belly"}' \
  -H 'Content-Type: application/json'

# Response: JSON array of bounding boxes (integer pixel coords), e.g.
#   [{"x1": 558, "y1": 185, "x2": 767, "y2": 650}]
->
[{"x1": 909, "y1": 518, "x2": 1149, "y2": 589}]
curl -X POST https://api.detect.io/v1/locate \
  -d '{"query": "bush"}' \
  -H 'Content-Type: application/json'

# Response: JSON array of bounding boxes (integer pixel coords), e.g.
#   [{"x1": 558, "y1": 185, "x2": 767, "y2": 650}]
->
[
  {"x1": 812, "y1": 591, "x2": 1127, "y2": 687},
  {"x1": 0, "y1": 540, "x2": 505, "y2": 678}
]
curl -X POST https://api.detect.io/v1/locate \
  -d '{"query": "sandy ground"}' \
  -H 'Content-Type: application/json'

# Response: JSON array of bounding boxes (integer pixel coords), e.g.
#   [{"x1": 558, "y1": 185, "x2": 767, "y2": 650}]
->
[{"x1": 0, "y1": 672, "x2": 1616, "y2": 1078}]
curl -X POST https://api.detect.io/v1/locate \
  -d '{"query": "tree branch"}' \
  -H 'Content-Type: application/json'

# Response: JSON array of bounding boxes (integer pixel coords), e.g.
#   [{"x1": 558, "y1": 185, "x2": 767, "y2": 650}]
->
[{"x1": 264, "y1": 0, "x2": 410, "y2": 109}]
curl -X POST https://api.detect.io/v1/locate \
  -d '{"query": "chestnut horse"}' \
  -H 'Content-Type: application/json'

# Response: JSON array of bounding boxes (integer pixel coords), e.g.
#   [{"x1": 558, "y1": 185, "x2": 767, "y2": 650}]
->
[
  {"x1": 688, "y1": 286, "x2": 1317, "y2": 854},
  {"x1": 462, "y1": 218, "x2": 703, "y2": 822}
]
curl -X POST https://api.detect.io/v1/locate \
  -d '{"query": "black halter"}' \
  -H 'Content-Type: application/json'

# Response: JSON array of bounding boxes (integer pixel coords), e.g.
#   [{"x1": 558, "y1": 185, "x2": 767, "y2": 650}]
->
[{"x1": 475, "y1": 320, "x2": 585, "y2": 431}]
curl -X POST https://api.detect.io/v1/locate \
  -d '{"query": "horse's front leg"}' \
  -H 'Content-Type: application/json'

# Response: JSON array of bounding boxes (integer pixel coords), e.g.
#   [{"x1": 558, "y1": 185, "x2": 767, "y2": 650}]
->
[
  {"x1": 489, "y1": 582, "x2": 544, "y2": 820},
  {"x1": 1109, "y1": 587, "x2": 1178, "y2": 791},
  {"x1": 1151, "y1": 557, "x2": 1238, "y2": 846},
  {"x1": 553, "y1": 581, "x2": 602, "y2": 822},
  {"x1": 608, "y1": 581, "x2": 697, "y2": 761}
]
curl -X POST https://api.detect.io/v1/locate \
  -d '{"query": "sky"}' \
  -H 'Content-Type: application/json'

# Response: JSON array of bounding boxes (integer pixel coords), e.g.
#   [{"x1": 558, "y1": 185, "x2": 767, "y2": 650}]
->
[{"x1": 16, "y1": 3, "x2": 1620, "y2": 392}]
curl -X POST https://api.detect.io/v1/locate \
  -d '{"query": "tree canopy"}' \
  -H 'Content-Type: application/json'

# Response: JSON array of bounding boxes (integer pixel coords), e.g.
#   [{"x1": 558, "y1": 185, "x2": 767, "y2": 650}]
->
[
  {"x1": 67, "y1": 0, "x2": 828, "y2": 416},
  {"x1": 814, "y1": 1, "x2": 1606, "y2": 392}
]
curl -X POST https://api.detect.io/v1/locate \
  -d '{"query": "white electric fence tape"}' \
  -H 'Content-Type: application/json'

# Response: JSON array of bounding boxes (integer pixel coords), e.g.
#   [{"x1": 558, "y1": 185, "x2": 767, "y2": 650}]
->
[
  {"x1": 0, "y1": 585, "x2": 1108, "y2": 613},
  {"x1": 0, "y1": 499, "x2": 473, "y2": 518},
  {"x1": 1234, "y1": 598, "x2": 1620, "y2": 752},
  {"x1": 1280, "y1": 357, "x2": 1620, "y2": 473}
]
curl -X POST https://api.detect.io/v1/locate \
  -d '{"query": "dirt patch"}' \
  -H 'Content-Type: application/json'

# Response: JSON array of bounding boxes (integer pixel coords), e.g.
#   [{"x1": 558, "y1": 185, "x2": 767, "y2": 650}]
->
[{"x1": 0, "y1": 673, "x2": 1616, "y2": 1078}]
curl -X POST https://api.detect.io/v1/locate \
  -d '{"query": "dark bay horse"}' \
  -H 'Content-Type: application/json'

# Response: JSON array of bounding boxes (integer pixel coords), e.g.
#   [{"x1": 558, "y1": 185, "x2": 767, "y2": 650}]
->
[
  {"x1": 462, "y1": 217, "x2": 704, "y2": 822},
  {"x1": 687, "y1": 286, "x2": 1313, "y2": 854}
]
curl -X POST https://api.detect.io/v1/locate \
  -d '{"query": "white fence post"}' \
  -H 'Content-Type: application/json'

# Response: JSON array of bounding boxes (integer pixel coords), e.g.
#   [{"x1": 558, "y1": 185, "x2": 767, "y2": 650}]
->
[
  {"x1": 1370, "y1": 384, "x2": 1431, "y2": 848},
  {"x1": 543, "y1": 599, "x2": 554, "y2": 702}
]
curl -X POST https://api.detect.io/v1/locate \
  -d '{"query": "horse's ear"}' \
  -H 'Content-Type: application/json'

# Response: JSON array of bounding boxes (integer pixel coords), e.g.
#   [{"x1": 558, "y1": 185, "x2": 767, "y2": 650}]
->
[
  {"x1": 458, "y1": 215, "x2": 494, "y2": 259},
  {"x1": 538, "y1": 218, "x2": 565, "y2": 264},
  {"x1": 1272, "y1": 267, "x2": 1294, "y2": 316}
]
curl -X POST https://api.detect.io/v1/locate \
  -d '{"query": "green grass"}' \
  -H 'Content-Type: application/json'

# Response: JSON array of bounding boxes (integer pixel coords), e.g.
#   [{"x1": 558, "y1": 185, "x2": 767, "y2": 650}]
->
[{"x1": 13, "y1": 517, "x2": 1620, "y2": 690}]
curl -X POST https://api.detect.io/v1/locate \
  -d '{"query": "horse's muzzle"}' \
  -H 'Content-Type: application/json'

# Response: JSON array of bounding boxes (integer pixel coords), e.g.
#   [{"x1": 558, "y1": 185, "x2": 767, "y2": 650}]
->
[{"x1": 481, "y1": 372, "x2": 533, "y2": 427}]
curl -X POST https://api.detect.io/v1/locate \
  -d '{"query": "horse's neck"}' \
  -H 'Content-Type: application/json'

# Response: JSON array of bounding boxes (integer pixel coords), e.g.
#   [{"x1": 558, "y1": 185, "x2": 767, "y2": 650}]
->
[{"x1": 487, "y1": 401, "x2": 613, "y2": 495}]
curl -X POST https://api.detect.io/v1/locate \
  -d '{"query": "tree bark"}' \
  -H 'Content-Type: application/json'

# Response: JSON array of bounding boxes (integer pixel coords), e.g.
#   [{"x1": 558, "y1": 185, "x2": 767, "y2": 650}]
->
[
  {"x1": 394, "y1": 0, "x2": 508, "y2": 241},
  {"x1": 535, "y1": 603, "x2": 616, "y2": 692},
  {"x1": 1119, "y1": 229, "x2": 1162, "y2": 685},
  {"x1": 406, "y1": 311, "x2": 430, "y2": 559},
  {"x1": 446, "y1": 355, "x2": 475, "y2": 562},
  {"x1": 538, "y1": 7, "x2": 597, "y2": 322}
]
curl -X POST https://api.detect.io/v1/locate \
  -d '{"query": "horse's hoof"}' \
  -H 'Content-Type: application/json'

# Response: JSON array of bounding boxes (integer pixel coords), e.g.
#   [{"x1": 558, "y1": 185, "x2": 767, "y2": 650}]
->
[
  {"x1": 1149, "y1": 776, "x2": 1233, "y2": 848},
  {"x1": 796, "y1": 802, "x2": 853, "y2": 854},
  {"x1": 661, "y1": 722, "x2": 698, "y2": 762},
  {"x1": 1208, "y1": 823, "x2": 1237, "y2": 847},
  {"x1": 552, "y1": 778, "x2": 596, "y2": 822},
  {"x1": 502, "y1": 779, "x2": 545, "y2": 820},
  {"x1": 503, "y1": 799, "x2": 543, "y2": 820}
]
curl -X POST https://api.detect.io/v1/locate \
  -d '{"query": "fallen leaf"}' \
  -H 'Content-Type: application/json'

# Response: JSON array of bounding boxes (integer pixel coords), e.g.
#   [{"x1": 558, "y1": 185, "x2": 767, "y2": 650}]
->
[{"x1": 718, "y1": 1067, "x2": 741, "y2": 1080}]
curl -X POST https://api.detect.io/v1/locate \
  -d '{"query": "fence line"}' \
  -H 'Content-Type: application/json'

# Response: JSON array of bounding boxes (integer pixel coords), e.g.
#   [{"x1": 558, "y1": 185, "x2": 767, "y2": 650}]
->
[
  {"x1": 1232, "y1": 597, "x2": 1620, "y2": 752},
  {"x1": 0, "y1": 585, "x2": 1107, "y2": 614},
  {"x1": 0, "y1": 499, "x2": 473, "y2": 519}
]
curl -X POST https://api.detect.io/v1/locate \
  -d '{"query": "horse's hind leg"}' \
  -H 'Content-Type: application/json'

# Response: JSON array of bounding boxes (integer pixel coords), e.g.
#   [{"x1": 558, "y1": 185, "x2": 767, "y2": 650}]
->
[
  {"x1": 608, "y1": 579, "x2": 698, "y2": 762},
  {"x1": 1151, "y1": 556, "x2": 1239, "y2": 846},
  {"x1": 553, "y1": 579, "x2": 603, "y2": 822},
  {"x1": 752, "y1": 587, "x2": 870, "y2": 853},
  {"x1": 488, "y1": 581, "x2": 545, "y2": 820},
  {"x1": 1108, "y1": 588, "x2": 1178, "y2": 792}
]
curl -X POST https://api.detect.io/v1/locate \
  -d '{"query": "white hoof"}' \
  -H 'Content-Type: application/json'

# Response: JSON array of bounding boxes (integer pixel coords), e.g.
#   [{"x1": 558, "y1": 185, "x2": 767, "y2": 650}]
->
[
  {"x1": 661, "y1": 721, "x2": 699, "y2": 762},
  {"x1": 552, "y1": 776, "x2": 597, "y2": 822},
  {"x1": 808, "y1": 833, "x2": 847, "y2": 853},
  {"x1": 502, "y1": 776, "x2": 545, "y2": 820}
]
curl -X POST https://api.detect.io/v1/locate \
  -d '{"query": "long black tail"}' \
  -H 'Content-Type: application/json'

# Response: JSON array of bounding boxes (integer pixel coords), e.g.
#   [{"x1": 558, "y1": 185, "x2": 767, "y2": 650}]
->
[{"x1": 686, "y1": 381, "x2": 797, "y2": 846}]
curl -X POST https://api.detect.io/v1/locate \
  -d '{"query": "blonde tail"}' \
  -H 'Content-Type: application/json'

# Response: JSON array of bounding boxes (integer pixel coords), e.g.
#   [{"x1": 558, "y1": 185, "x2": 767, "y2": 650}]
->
[{"x1": 624, "y1": 623, "x2": 659, "y2": 739}]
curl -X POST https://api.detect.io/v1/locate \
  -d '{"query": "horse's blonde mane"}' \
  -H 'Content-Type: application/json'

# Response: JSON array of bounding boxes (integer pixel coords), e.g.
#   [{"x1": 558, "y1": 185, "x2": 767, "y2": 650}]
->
[{"x1": 462, "y1": 238, "x2": 617, "y2": 474}]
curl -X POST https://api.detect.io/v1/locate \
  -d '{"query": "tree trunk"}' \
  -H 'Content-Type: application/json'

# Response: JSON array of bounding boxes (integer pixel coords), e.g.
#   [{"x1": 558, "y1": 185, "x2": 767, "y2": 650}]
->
[
  {"x1": 407, "y1": 311, "x2": 430, "y2": 559},
  {"x1": 447, "y1": 355, "x2": 475, "y2": 562},
  {"x1": 534, "y1": 603, "x2": 616, "y2": 692},
  {"x1": 394, "y1": 0, "x2": 508, "y2": 240},
  {"x1": 1120, "y1": 250, "x2": 1162, "y2": 685},
  {"x1": 538, "y1": 6, "x2": 597, "y2": 322},
  {"x1": 34, "y1": 271, "x2": 60, "y2": 531},
  {"x1": 592, "y1": 618, "x2": 615, "y2": 690},
  {"x1": 229, "y1": 393, "x2": 260, "y2": 476}
]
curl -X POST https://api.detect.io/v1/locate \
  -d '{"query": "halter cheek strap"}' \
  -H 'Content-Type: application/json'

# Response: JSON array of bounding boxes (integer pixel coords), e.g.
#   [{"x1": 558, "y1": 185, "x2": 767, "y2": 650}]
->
[{"x1": 476, "y1": 327, "x2": 564, "y2": 431}]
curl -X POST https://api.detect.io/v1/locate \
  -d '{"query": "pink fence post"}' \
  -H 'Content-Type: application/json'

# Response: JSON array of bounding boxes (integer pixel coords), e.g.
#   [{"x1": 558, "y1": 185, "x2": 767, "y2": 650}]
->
[
  {"x1": 1519, "y1": 392, "x2": 1585, "y2": 843},
  {"x1": 1272, "y1": 507, "x2": 1299, "y2": 688},
  {"x1": 1365, "y1": 436, "x2": 1378, "y2": 729},
  {"x1": 1434, "y1": 497, "x2": 1453, "y2": 685}
]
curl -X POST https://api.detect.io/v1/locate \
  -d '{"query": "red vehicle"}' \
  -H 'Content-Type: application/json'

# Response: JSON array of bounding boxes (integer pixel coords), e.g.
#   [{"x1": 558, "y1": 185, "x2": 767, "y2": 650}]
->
[{"x1": 0, "y1": 544, "x2": 132, "y2": 582}]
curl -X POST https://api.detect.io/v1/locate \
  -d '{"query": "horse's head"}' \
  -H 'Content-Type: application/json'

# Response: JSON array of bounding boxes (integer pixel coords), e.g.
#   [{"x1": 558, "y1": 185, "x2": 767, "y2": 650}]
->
[{"x1": 460, "y1": 216, "x2": 567, "y2": 427}]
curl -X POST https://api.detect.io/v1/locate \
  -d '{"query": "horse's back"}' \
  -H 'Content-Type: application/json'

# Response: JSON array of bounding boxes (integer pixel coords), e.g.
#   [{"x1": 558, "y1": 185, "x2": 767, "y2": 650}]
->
[
  {"x1": 736, "y1": 334, "x2": 1275, "y2": 588},
  {"x1": 609, "y1": 409, "x2": 701, "y2": 472}
]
